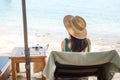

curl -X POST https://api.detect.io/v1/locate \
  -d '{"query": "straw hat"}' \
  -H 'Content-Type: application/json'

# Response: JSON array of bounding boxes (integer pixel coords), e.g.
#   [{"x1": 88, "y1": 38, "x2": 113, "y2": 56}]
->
[{"x1": 63, "y1": 15, "x2": 87, "y2": 39}]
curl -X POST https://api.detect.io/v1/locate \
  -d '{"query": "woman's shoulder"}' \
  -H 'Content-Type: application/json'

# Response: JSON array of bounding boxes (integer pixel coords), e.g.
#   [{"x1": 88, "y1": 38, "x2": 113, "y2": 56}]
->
[{"x1": 85, "y1": 38, "x2": 91, "y2": 52}]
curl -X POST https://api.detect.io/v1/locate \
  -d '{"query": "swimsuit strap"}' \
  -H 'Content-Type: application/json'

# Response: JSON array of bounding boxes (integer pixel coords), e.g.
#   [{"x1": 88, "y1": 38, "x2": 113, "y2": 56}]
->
[
  {"x1": 64, "y1": 38, "x2": 70, "y2": 52},
  {"x1": 87, "y1": 42, "x2": 90, "y2": 52}
]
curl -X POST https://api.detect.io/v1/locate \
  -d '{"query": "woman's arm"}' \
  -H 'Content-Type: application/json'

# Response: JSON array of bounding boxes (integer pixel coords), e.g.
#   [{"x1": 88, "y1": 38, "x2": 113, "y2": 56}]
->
[{"x1": 61, "y1": 40, "x2": 65, "y2": 51}]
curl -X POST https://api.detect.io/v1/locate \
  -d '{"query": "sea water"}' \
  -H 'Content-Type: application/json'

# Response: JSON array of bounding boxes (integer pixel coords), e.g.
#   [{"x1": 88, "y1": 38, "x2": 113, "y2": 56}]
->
[{"x1": 0, "y1": 0, "x2": 120, "y2": 38}]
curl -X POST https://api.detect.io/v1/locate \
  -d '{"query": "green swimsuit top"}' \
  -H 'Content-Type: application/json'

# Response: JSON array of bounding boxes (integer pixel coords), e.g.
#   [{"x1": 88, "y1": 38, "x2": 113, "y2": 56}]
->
[
  {"x1": 64, "y1": 38, "x2": 90, "y2": 52},
  {"x1": 64, "y1": 38, "x2": 71, "y2": 52}
]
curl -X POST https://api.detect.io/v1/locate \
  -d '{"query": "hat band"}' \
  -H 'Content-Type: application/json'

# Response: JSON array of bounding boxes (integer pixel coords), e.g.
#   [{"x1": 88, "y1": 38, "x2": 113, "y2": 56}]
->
[{"x1": 70, "y1": 20, "x2": 82, "y2": 34}]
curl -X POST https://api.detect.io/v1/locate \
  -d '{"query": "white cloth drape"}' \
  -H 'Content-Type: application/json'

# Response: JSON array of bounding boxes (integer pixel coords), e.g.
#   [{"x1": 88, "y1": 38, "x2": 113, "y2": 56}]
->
[{"x1": 43, "y1": 50, "x2": 120, "y2": 80}]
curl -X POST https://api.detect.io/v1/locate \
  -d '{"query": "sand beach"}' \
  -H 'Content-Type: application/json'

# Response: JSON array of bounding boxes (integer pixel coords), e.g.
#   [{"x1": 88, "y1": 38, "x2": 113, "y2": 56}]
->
[{"x1": 0, "y1": 33, "x2": 120, "y2": 80}]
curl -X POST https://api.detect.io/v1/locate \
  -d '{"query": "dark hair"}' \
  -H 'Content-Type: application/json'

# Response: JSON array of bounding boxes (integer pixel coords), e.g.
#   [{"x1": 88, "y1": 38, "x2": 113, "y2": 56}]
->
[{"x1": 70, "y1": 35, "x2": 88, "y2": 52}]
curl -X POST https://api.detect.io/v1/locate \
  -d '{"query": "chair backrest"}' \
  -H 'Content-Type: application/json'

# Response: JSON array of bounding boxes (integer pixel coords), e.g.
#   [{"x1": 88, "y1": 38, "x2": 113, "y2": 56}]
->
[
  {"x1": 54, "y1": 61, "x2": 109, "y2": 80},
  {"x1": 43, "y1": 50, "x2": 120, "y2": 80}
]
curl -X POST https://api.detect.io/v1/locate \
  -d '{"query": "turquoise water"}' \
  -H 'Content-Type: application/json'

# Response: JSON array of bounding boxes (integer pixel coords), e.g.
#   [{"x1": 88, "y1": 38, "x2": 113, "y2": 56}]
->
[{"x1": 0, "y1": 0, "x2": 120, "y2": 37}]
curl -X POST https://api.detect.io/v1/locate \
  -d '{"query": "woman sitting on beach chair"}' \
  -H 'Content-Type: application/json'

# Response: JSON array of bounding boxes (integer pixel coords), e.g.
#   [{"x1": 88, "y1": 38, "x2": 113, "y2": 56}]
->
[{"x1": 61, "y1": 15, "x2": 91, "y2": 80}]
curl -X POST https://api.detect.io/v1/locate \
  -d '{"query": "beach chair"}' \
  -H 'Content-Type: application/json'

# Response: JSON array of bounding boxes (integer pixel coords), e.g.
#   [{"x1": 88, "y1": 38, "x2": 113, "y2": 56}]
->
[
  {"x1": 43, "y1": 50, "x2": 120, "y2": 80},
  {"x1": 0, "y1": 56, "x2": 11, "y2": 80}
]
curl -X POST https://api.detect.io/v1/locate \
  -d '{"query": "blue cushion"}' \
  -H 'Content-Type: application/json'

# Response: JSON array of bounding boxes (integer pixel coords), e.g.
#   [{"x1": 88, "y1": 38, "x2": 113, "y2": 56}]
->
[{"x1": 0, "y1": 56, "x2": 10, "y2": 73}]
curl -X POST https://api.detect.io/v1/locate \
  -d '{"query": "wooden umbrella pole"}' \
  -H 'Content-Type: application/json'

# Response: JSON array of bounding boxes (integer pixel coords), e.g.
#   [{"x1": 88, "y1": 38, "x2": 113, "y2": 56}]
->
[{"x1": 22, "y1": 0, "x2": 31, "y2": 80}]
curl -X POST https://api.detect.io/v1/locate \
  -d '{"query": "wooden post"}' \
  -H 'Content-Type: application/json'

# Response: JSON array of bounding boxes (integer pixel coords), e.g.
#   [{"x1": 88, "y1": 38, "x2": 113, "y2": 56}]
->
[{"x1": 22, "y1": 0, "x2": 31, "y2": 80}]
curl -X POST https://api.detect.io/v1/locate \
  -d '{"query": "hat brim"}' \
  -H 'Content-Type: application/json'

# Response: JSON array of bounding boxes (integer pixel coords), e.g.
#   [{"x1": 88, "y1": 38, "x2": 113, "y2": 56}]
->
[{"x1": 63, "y1": 15, "x2": 87, "y2": 39}]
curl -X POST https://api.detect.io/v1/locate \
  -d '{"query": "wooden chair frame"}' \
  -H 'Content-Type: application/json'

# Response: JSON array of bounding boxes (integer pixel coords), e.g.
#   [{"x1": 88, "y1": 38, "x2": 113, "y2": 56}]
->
[{"x1": 54, "y1": 61, "x2": 109, "y2": 80}]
